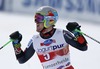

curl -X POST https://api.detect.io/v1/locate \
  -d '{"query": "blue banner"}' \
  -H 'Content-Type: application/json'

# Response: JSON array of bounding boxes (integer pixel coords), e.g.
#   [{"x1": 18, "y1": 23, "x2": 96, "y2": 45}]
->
[
  {"x1": 21, "y1": 0, "x2": 100, "y2": 15},
  {"x1": 7, "y1": 0, "x2": 100, "y2": 23},
  {"x1": 0, "y1": 0, "x2": 4, "y2": 10}
]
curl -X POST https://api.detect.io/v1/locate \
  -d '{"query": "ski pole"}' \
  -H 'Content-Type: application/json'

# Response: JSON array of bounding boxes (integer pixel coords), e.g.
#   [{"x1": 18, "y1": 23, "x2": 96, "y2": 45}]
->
[
  {"x1": 0, "y1": 39, "x2": 13, "y2": 50},
  {"x1": 75, "y1": 29, "x2": 100, "y2": 44}
]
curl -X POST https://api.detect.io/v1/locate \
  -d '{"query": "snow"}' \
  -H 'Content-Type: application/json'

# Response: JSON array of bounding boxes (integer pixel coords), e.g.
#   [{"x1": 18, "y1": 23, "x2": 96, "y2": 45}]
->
[{"x1": 0, "y1": 12, "x2": 100, "y2": 69}]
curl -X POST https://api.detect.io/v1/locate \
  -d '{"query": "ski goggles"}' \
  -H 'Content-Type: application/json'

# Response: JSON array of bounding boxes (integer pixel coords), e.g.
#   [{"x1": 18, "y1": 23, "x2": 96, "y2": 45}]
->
[
  {"x1": 35, "y1": 13, "x2": 44, "y2": 23},
  {"x1": 35, "y1": 13, "x2": 58, "y2": 24}
]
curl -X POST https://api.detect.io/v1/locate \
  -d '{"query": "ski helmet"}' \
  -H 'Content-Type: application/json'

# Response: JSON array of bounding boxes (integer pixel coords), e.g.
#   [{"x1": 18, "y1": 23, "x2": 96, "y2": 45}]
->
[{"x1": 35, "y1": 6, "x2": 58, "y2": 28}]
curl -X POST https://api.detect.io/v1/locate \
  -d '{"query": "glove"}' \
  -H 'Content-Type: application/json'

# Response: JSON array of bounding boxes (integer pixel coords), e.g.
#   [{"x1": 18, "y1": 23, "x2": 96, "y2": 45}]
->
[
  {"x1": 66, "y1": 22, "x2": 81, "y2": 32},
  {"x1": 9, "y1": 31, "x2": 22, "y2": 48},
  {"x1": 66, "y1": 22, "x2": 81, "y2": 36}
]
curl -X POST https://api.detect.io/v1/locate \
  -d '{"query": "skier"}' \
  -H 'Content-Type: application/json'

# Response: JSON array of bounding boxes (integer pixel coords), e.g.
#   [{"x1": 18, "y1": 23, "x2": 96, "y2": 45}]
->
[{"x1": 9, "y1": 6, "x2": 88, "y2": 69}]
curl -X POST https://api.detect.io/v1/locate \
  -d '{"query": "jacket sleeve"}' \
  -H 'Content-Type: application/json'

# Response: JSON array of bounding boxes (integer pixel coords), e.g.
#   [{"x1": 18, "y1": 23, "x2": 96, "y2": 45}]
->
[
  {"x1": 63, "y1": 30, "x2": 88, "y2": 51},
  {"x1": 15, "y1": 39, "x2": 35, "y2": 64}
]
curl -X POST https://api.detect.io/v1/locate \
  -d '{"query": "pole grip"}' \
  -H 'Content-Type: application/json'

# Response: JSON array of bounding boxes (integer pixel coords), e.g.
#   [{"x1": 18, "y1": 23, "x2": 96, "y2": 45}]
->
[{"x1": 75, "y1": 29, "x2": 100, "y2": 44}]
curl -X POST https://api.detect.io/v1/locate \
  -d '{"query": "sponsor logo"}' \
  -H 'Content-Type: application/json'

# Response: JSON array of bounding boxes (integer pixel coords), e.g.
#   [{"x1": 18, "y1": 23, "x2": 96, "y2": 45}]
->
[
  {"x1": 43, "y1": 57, "x2": 70, "y2": 69},
  {"x1": 40, "y1": 39, "x2": 56, "y2": 46},
  {"x1": 38, "y1": 43, "x2": 64, "y2": 53}
]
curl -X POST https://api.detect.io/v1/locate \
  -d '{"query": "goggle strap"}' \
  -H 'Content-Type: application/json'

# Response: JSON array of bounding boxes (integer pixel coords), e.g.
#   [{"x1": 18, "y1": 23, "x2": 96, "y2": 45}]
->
[{"x1": 44, "y1": 20, "x2": 48, "y2": 28}]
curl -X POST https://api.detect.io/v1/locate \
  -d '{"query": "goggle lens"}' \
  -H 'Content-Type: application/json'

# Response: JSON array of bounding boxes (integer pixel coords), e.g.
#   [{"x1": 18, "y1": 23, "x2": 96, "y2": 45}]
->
[{"x1": 35, "y1": 13, "x2": 44, "y2": 23}]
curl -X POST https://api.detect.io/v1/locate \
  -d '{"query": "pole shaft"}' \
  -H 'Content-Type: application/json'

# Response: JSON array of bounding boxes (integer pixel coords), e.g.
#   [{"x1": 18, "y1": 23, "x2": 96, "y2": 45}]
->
[{"x1": 0, "y1": 39, "x2": 13, "y2": 50}]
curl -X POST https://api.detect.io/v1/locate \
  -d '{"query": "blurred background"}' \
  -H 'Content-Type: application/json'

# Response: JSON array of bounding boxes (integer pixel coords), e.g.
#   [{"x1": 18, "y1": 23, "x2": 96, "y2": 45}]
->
[{"x1": 0, "y1": 0, "x2": 100, "y2": 69}]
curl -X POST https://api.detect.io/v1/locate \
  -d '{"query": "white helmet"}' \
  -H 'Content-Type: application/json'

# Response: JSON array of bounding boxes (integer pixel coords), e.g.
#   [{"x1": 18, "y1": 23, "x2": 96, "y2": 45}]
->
[{"x1": 35, "y1": 6, "x2": 58, "y2": 28}]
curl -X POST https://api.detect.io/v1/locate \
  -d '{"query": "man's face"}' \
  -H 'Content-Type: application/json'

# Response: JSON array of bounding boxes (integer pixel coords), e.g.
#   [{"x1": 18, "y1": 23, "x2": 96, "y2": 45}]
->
[{"x1": 36, "y1": 22, "x2": 44, "y2": 32}]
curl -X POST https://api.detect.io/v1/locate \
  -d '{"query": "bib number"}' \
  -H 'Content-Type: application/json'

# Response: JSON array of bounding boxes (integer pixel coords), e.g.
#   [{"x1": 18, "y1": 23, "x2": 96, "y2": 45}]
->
[{"x1": 43, "y1": 53, "x2": 50, "y2": 60}]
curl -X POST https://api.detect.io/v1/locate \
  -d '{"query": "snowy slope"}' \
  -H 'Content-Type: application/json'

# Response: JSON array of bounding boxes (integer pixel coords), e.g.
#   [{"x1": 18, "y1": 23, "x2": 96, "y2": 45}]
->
[{"x1": 0, "y1": 12, "x2": 100, "y2": 69}]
